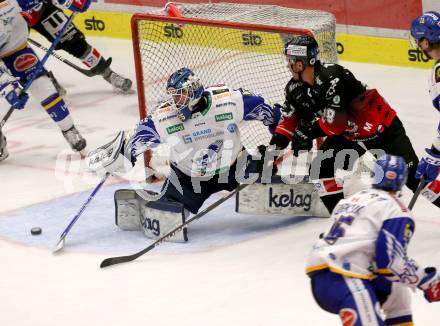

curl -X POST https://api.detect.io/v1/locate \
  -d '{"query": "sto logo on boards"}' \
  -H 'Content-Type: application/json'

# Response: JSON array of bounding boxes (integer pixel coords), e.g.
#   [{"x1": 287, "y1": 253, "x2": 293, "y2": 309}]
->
[
  {"x1": 408, "y1": 47, "x2": 430, "y2": 63},
  {"x1": 84, "y1": 16, "x2": 105, "y2": 31}
]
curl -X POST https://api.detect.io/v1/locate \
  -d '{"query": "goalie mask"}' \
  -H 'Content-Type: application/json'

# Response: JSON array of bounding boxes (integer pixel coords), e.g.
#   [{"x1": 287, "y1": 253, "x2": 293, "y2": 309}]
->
[
  {"x1": 372, "y1": 154, "x2": 408, "y2": 192},
  {"x1": 410, "y1": 11, "x2": 440, "y2": 49},
  {"x1": 284, "y1": 35, "x2": 320, "y2": 68},
  {"x1": 166, "y1": 68, "x2": 204, "y2": 121}
]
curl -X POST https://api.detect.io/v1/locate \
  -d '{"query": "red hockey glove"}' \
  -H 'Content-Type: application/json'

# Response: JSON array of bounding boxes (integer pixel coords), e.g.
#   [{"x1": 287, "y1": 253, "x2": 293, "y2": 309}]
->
[{"x1": 418, "y1": 267, "x2": 440, "y2": 302}]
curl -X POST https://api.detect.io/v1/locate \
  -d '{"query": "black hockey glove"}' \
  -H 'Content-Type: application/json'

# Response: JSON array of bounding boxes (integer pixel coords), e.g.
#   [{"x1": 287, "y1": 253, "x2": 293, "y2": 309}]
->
[
  {"x1": 270, "y1": 132, "x2": 290, "y2": 150},
  {"x1": 291, "y1": 122, "x2": 314, "y2": 157},
  {"x1": 246, "y1": 145, "x2": 278, "y2": 177}
]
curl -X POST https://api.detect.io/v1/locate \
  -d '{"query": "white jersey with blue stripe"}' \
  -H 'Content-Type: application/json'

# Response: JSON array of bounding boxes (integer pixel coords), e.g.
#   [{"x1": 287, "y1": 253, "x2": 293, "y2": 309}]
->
[
  {"x1": 306, "y1": 188, "x2": 421, "y2": 287},
  {"x1": 429, "y1": 60, "x2": 440, "y2": 150},
  {"x1": 0, "y1": 0, "x2": 28, "y2": 57},
  {"x1": 126, "y1": 85, "x2": 279, "y2": 177}
]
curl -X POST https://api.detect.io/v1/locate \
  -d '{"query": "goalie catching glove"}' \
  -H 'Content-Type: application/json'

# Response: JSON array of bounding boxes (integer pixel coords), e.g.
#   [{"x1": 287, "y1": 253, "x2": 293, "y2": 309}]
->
[{"x1": 85, "y1": 131, "x2": 135, "y2": 176}]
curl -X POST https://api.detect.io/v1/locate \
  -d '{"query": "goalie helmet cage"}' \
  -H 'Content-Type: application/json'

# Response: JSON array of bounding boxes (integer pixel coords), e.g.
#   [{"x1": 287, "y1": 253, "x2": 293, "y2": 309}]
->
[{"x1": 132, "y1": 3, "x2": 337, "y2": 178}]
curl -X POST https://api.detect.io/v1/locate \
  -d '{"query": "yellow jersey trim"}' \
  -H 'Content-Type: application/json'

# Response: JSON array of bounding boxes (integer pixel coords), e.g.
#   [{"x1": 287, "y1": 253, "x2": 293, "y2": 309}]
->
[
  {"x1": 306, "y1": 264, "x2": 373, "y2": 280},
  {"x1": 0, "y1": 42, "x2": 28, "y2": 59}
]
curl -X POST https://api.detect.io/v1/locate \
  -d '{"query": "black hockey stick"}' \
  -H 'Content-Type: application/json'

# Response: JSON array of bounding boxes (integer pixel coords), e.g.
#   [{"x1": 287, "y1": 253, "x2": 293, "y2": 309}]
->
[
  {"x1": 408, "y1": 176, "x2": 426, "y2": 210},
  {"x1": 28, "y1": 38, "x2": 105, "y2": 77},
  {"x1": 100, "y1": 149, "x2": 289, "y2": 268},
  {"x1": 100, "y1": 183, "x2": 250, "y2": 268},
  {"x1": 0, "y1": 12, "x2": 77, "y2": 131}
]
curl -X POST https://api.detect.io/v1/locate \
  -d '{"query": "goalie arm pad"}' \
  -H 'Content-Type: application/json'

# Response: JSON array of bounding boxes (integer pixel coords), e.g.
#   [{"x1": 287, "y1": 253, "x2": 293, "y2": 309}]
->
[
  {"x1": 124, "y1": 116, "x2": 162, "y2": 159},
  {"x1": 240, "y1": 89, "x2": 281, "y2": 127},
  {"x1": 375, "y1": 217, "x2": 427, "y2": 288}
]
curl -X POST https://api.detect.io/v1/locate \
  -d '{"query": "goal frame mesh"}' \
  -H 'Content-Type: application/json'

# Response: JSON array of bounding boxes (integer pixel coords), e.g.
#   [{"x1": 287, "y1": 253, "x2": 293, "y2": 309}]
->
[{"x1": 131, "y1": 12, "x2": 333, "y2": 178}]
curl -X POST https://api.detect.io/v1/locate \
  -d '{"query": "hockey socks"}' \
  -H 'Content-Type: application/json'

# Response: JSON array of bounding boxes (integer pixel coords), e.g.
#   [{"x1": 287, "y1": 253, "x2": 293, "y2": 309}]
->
[
  {"x1": 80, "y1": 45, "x2": 103, "y2": 70},
  {"x1": 41, "y1": 93, "x2": 74, "y2": 131}
]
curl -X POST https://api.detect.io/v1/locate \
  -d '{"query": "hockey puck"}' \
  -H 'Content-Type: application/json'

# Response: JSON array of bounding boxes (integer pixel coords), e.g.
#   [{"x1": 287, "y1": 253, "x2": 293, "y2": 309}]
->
[{"x1": 31, "y1": 227, "x2": 42, "y2": 235}]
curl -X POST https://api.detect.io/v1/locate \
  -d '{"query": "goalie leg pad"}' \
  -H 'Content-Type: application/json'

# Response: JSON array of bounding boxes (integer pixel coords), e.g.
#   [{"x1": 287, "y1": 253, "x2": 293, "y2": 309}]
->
[
  {"x1": 114, "y1": 189, "x2": 142, "y2": 230},
  {"x1": 141, "y1": 195, "x2": 189, "y2": 242},
  {"x1": 114, "y1": 189, "x2": 189, "y2": 242}
]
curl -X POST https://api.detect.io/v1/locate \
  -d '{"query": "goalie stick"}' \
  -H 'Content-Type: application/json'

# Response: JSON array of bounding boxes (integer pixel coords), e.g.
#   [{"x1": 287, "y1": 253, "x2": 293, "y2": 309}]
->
[
  {"x1": 53, "y1": 172, "x2": 109, "y2": 253},
  {"x1": 0, "y1": 12, "x2": 77, "y2": 131},
  {"x1": 100, "y1": 150, "x2": 293, "y2": 268},
  {"x1": 28, "y1": 38, "x2": 111, "y2": 78}
]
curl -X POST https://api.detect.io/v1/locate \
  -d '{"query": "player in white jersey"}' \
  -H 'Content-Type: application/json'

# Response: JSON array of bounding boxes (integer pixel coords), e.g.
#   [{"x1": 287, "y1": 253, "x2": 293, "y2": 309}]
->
[
  {"x1": 86, "y1": 68, "x2": 280, "y2": 241},
  {"x1": 306, "y1": 155, "x2": 440, "y2": 326},
  {"x1": 0, "y1": 0, "x2": 90, "y2": 161},
  {"x1": 410, "y1": 12, "x2": 440, "y2": 204}
]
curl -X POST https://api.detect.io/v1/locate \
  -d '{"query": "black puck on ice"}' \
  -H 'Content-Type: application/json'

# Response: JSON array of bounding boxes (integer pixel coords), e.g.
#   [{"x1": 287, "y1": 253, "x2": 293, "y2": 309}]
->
[{"x1": 31, "y1": 227, "x2": 42, "y2": 235}]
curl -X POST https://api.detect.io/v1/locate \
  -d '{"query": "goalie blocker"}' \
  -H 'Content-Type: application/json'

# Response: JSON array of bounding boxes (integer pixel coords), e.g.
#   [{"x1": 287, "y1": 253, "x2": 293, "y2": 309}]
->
[{"x1": 115, "y1": 189, "x2": 189, "y2": 242}]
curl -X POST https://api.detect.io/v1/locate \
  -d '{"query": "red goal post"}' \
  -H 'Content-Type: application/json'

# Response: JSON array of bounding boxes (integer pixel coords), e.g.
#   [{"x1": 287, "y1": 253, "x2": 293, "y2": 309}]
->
[{"x1": 131, "y1": 5, "x2": 337, "y2": 179}]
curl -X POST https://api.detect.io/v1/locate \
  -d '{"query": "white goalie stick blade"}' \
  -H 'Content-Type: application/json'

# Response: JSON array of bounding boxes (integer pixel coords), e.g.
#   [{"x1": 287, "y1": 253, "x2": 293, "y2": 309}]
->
[{"x1": 53, "y1": 238, "x2": 66, "y2": 254}]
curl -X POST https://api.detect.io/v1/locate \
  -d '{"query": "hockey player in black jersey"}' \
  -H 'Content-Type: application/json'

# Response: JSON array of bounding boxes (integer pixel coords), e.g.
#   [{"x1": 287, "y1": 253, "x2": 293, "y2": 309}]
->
[{"x1": 270, "y1": 35, "x2": 433, "y2": 214}]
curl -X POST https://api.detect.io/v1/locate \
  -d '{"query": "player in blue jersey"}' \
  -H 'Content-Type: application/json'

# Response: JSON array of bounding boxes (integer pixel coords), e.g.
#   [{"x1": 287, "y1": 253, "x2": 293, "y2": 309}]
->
[
  {"x1": 410, "y1": 11, "x2": 440, "y2": 203},
  {"x1": 0, "y1": 0, "x2": 90, "y2": 161},
  {"x1": 18, "y1": 0, "x2": 132, "y2": 93},
  {"x1": 307, "y1": 154, "x2": 440, "y2": 326}
]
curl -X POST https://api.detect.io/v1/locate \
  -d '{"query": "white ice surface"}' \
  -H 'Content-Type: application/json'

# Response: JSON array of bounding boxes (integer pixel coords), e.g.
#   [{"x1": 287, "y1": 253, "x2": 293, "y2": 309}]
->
[{"x1": 1, "y1": 36, "x2": 440, "y2": 326}]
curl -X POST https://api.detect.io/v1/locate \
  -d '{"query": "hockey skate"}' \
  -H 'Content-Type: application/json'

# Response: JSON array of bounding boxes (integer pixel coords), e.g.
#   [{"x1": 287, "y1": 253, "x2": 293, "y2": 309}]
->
[
  {"x1": 62, "y1": 126, "x2": 87, "y2": 157},
  {"x1": 102, "y1": 67, "x2": 133, "y2": 93},
  {"x1": 0, "y1": 131, "x2": 9, "y2": 162}
]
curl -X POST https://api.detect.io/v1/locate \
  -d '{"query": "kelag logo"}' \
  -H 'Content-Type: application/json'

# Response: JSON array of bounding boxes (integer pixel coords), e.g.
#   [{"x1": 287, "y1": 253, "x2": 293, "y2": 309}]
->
[
  {"x1": 408, "y1": 48, "x2": 430, "y2": 63},
  {"x1": 85, "y1": 16, "x2": 105, "y2": 31},
  {"x1": 268, "y1": 187, "x2": 311, "y2": 211},
  {"x1": 141, "y1": 216, "x2": 160, "y2": 236},
  {"x1": 164, "y1": 24, "x2": 184, "y2": 38},
  {"x1": 242, "y1": 32, "x2": 262, "y2": 46}
]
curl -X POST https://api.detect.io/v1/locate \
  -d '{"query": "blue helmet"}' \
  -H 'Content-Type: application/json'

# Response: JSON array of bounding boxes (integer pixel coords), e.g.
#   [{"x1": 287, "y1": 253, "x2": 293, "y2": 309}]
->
[
  {"x1": 166, "y1": 68, "x2": 204, "y2": 111},
  {"x1": 372, "y1": 154, "x2": 408, "y2": 192},
  {"x1": 410, "y1": 11, "x2": 440, "y2": 46},
  {"x1": 284, "y1": 35, "x2": 320, "y2": 66}
]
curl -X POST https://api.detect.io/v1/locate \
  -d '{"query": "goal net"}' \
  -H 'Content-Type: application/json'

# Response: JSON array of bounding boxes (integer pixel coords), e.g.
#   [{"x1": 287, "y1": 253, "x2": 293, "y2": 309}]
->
[{"x1": 133, "y1": 2, "x2": 337, "y2": 179}]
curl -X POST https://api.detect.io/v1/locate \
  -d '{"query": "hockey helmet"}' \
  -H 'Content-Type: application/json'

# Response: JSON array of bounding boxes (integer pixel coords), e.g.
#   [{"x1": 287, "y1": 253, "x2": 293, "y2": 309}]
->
[
  {"x1": 410, "y1": 11, "x2": 440, "y2": 47},
  {"x1": 284, "y1": 35, "x2": 320, "y2": 67},
  {"x1": 372, "y1": 154, "x2": 408, "y2": 192},
  {"x1": 166, "y1": 67, "x2": 204, "y2": 110}
]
